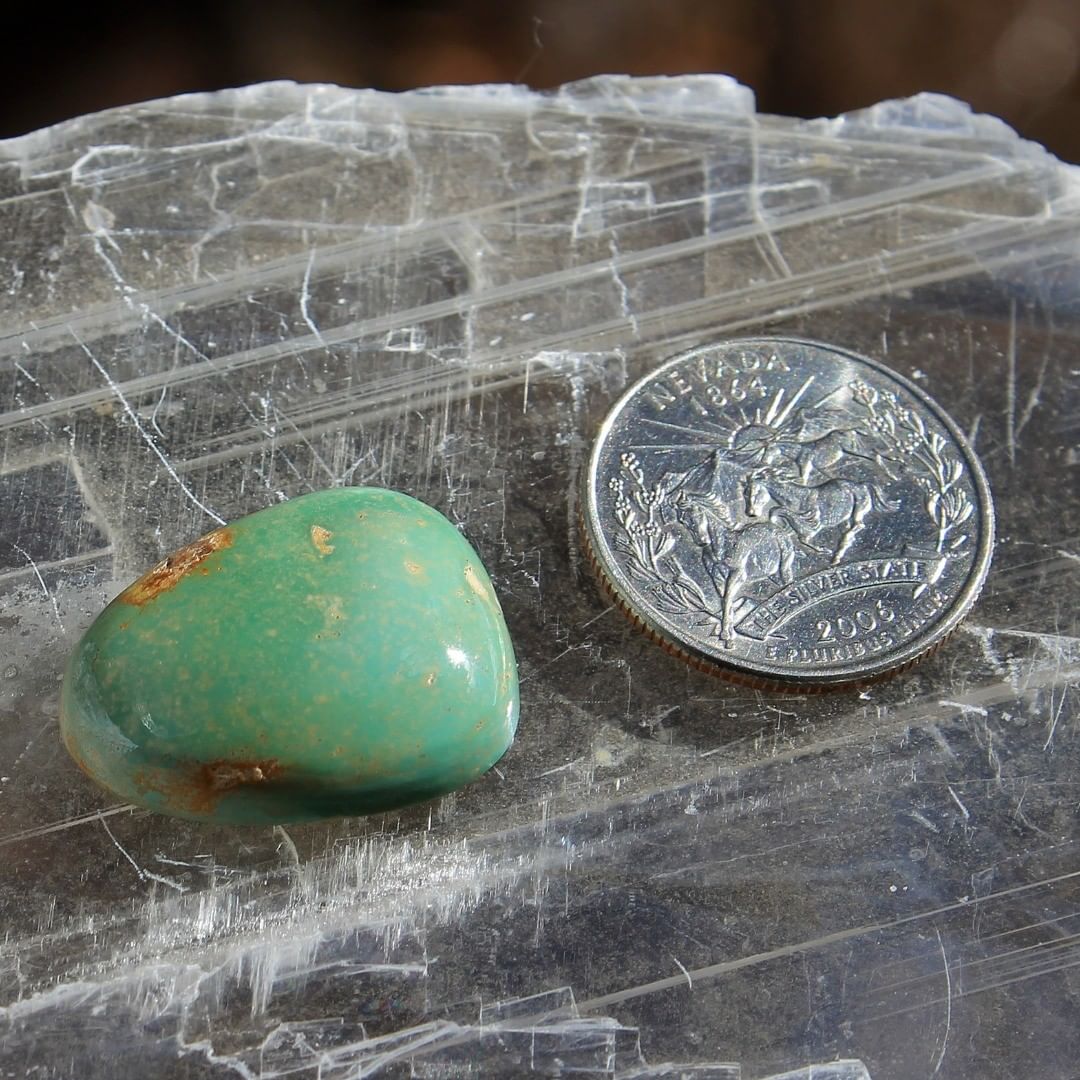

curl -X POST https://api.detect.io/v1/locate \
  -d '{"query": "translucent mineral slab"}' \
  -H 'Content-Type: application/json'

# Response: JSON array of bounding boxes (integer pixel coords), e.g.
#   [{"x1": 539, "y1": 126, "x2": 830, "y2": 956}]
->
[{"x1": 0, "y1": 76, "x2": 1078, "y2": 1078}]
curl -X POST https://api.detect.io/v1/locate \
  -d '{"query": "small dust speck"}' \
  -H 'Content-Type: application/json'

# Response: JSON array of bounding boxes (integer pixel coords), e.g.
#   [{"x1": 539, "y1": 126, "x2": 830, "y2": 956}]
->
[
  {"x1": 3, "y1": 665, "x2": 17, "y2": 679},
  {"x1": 404, "y1": 559, "x2": 423, "y2": 576}
]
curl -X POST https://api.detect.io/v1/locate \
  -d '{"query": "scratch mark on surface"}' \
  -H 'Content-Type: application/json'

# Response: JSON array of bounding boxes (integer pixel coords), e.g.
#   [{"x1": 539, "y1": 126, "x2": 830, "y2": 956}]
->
[
  {"x1": 962, "y1": 623, "x2": 1007, "y2": 676},
  {"x1": 1014, "y1": 348, "x2": 1048, "y2": 444},
  {"x1": 100, "y1": 815, "x2": 186, "y2": 892},
  {"x1": 148, "y1": 384, "x2": 170, "y2": 438},
  {"x1": 987, "y1": 624, "x2": 1080, "y2": 645},
  {"x1": 939, "y1": 699, "x2": 988, "y2": 719},
  {"x1": 672, "y1": 955, "x2": 693, "y2": 990},
  {"x1": 12, "y1": 721, "x2": 54, "y2": 770},
  {"x1": 270, "y1": 399, "x2": 335, "y2": 486},
  {"x1": 578, "y1": 865, "x2": 1080, "y2": 1015},
  {"x1": 274, "y1": 824, "x2": 302, "y2": 869},
  {"x1": 1042, "y1": 684, "x2": 1066, "y2": 752},
  {"x1": 299, "y1": 248, "x2": 327, "y2": 347},
  {"x1": 931, "y1": 929, "x2": 952, "y2": 1075},
  {"x1": 520, "y1": 641, "x2": 593, "y2": 683},
  {"x1": 864, "y1": 931, "x2": 1080, "y2": 1026},
  {"x1": 71, "y1": 328, "x2": 227, "y2": 526},
  {"x1": 947, "y1": 785, "x2": 971, "y2": 820},
  {"x1": 0, "y1": 804, "x2": 140, "y2": 848},
  {"x1": 908, "y1": 810, "x2": 940, "y2": 833},
  {"x1": 580, "y1": 605, "x2": 614, "y2": 630},
  {"x1": 866, "y1": 912, "x2": 1080, "y2": 998},
  {"x1": 966, "y1": 413, "x2": 981, "y2": 449},
  {"x1": 651, "y1": 835, "x2": 837, "y2": 879},
  {"x1": 564, "y1": 361, "x2": 587, "y2": 578},
  {"x1": 1005, "y1": 298, "x2": 1017, "y2": 466},
  {"x1": 748, "y1": 112, "x2": 793, "y2": 280},
  {"x1": 609, "y1": 238, "x2": 640, "y2": 338},
  {"x1": 66, "y1": 190, "x2": 286, "y2": 475},
  {"x1": 9, "y1": 542, "x2": 65, "y2": 633},
  {"x1": 12, "y1": 360, "x2": 46, "y2": 393},
  {"x1": 925, "y1": 724, "x2": 958, "y2": 760}
]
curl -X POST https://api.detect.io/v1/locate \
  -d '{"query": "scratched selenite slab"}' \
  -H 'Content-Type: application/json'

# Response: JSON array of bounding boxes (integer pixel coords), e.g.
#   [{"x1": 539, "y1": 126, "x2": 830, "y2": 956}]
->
[{"x1": 0, "y1": 77, "x2": 1077, "y2": 1079}]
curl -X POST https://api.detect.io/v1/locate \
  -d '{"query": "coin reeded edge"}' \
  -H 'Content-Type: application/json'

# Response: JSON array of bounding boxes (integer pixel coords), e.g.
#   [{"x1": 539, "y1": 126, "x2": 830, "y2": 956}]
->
[{"x1": 580, "y1": 337, "x2": 995, "y2": 690}]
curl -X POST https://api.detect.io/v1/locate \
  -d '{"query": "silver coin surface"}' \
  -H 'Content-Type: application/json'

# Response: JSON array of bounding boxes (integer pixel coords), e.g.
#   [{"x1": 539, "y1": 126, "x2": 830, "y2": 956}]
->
[{"x1": 582, "y1": 338, "x2": 994, "y2": 688}]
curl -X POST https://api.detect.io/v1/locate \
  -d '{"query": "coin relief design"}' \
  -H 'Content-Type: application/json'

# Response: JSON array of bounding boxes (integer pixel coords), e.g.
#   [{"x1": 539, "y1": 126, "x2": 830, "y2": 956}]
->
[{"x1": 582, "y1": 338, "x2": 994, "y2": 688}]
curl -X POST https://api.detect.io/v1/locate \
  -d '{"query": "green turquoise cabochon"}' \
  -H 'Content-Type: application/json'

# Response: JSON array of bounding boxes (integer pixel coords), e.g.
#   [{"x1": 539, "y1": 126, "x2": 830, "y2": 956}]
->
[{"x1": 60, "y1": 488, "x2": 519, "y2": 824}]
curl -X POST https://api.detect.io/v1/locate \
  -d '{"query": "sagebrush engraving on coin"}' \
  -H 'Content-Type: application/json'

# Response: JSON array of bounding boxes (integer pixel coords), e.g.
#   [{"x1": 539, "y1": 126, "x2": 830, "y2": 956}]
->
[{"x1": 584, "y1": 338, "x2": 993, "y2": 687}]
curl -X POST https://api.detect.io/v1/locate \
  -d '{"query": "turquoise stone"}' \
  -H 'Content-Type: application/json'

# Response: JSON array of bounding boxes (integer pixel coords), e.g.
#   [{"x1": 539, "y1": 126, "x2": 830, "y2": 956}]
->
[{"x1": 60, "y1": 488, "x2": 519, "y2": 824}]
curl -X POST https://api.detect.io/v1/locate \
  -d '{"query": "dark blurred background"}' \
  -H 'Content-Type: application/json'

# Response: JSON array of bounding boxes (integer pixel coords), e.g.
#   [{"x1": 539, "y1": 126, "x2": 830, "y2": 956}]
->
[{"x1": 3, "y1": 0, "x2": 1079, "y2": 161}]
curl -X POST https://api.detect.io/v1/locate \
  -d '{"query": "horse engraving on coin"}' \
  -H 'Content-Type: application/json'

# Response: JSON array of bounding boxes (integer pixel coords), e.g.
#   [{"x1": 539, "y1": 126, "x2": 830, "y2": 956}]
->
[{"x1": 584, "y1": 338, "x2": 994, "y2": 688}]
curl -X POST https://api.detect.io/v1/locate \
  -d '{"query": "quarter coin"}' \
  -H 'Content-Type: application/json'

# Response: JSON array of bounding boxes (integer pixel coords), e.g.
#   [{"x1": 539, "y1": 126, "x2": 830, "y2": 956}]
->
[{"x1": 581, "y1": 338, "x2": 994, "y2": 689}]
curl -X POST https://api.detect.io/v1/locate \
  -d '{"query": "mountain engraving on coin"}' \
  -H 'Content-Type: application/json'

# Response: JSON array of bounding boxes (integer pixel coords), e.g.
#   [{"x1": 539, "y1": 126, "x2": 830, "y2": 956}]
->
[{"x1": 583, "y1": 338, "x2": 994, "y2": 687}]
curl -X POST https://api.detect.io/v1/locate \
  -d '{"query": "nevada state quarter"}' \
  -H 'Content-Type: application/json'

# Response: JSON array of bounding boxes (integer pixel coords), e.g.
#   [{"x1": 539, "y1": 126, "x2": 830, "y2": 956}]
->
[{"x1": 582, "y1": 338, "x2": 994, "y2": 689}]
